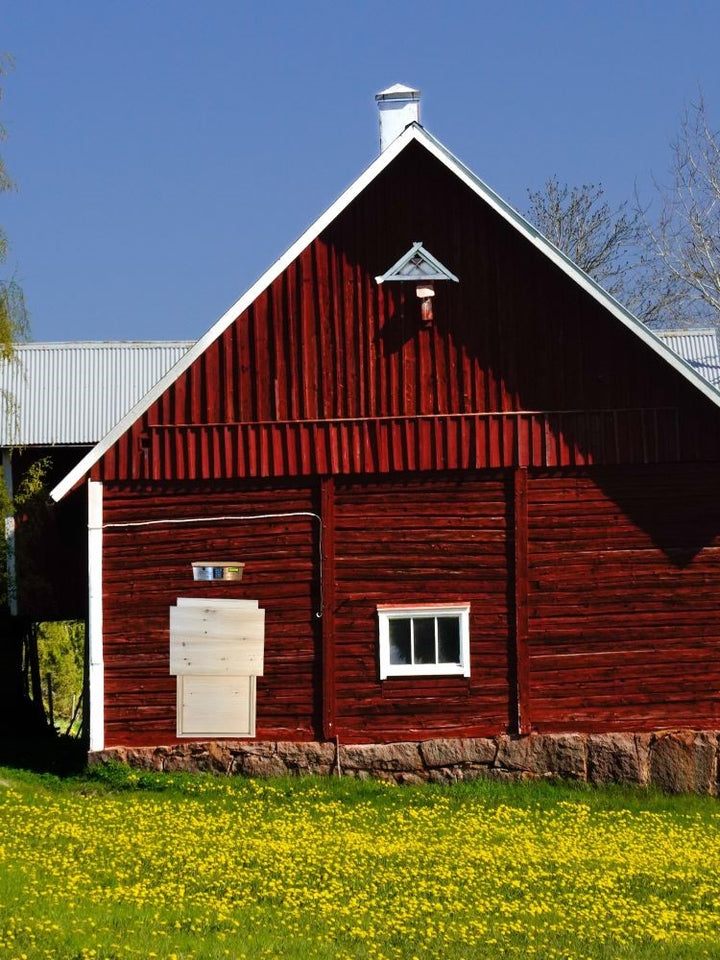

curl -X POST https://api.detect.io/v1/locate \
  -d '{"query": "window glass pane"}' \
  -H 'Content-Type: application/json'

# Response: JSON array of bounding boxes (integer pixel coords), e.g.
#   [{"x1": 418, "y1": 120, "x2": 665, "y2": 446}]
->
[
  {"x1": 437, "y1": 616, "x2": 461, "y2": 663},
  {"x1": 388, "y1": 618, "x2": 411, "y2": 664},
  {"x1": 413, "y1": 617, "x2": 436, "y2": 664}
]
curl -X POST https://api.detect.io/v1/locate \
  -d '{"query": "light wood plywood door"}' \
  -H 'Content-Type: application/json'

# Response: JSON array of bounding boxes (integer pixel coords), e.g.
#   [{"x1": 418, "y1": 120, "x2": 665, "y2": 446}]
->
[{"x1": 170, "y1": 598, "x2": 265, "y2": 738}]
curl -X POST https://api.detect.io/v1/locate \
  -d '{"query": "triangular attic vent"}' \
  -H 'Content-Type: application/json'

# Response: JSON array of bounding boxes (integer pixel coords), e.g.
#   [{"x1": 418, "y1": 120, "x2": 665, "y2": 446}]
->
[{"x1": 375, "y1": 241, "x2": 459, "y2": 284}]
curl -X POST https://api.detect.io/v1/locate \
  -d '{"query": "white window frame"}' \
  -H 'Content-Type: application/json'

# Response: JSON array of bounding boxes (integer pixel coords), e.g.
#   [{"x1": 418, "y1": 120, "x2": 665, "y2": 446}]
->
[{"x1": 377, "y1": 603, "x2": 471, "y2": 679}]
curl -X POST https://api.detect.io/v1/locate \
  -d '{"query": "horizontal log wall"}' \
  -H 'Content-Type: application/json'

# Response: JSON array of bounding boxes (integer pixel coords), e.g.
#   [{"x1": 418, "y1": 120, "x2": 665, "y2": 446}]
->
[
  {"x1": 331, "y1": 474, "x2": 512, "y2": 741},
  {"x1": 102, "y1": 482, "x2": 319, "y2": 747},
  {"x1": 527, "y1": 464, "x2": 720, "y2": 732},
  {"x1": 100, "y1": 463, "x2": 720, "y2": 747}
]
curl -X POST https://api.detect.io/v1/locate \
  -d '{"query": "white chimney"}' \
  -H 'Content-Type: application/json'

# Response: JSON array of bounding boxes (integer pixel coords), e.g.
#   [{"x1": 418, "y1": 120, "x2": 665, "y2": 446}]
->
[{"x1": 375, "y1": 83, "x2": 421, "y2": 152}]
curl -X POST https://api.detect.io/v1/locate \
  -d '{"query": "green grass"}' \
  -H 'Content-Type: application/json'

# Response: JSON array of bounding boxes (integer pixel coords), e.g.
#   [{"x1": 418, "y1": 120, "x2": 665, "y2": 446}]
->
[{"x1": 1, "y1": 764, "x2": 720, "y2": 959}]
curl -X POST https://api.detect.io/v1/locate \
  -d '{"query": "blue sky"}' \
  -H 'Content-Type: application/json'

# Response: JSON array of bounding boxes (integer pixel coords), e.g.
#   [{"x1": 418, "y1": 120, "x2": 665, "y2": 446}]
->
[{"x1": 3, "y1": 1, "x2": 719, "y2": 342}]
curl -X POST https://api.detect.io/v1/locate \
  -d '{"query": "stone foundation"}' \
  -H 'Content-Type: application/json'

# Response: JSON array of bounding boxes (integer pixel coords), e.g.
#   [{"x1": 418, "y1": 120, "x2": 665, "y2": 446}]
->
[{"x1": 89, "y1": 730, "x2": 720, "y2": 795}]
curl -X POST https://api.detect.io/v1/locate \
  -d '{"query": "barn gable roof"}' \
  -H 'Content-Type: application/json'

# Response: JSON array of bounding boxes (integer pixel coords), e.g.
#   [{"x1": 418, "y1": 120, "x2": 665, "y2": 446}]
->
[{"x1": 50, "y1": 122, "x2": 720, "y2": 501}]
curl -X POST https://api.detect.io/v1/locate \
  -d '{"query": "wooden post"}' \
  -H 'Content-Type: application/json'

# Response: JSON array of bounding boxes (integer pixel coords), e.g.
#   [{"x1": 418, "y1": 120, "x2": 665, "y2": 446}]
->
[
  {"x1": 46, "y1": 673, "x2": 54, "y2": 730},
  {"x1": 2, "y1": 450, "x2": 17, "y2": 616},
  {"x1": 513, "y1": 467, "x2": 531, "y2": 734},
  {"x1": 88, "y1": 480, "x2": 105, "y2": 751},
  {"x1": 320, "y1": 476, "x2": 337, "y2": 740}
]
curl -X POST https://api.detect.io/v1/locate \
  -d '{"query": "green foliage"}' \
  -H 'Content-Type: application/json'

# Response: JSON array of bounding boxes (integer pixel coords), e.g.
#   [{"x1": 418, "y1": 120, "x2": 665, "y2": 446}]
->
[
  {"x1": 0, "y1": 52, "x2": 29, "y2": 360},
  {"x1": 0, "y1": 454, "x2": 51, "y2": 609},
  {"x1": 36, "y1": 620, "x2": 84, "y2": 724},
  {"x1": 12, "y1": 454, "x2": 50, "y2": 505}
]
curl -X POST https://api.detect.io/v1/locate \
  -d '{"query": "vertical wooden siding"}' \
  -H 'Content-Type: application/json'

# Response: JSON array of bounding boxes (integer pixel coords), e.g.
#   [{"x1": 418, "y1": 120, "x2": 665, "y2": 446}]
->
[
  {"x1": 527, "y1": 464, "x2": 720, "y2": 731},
  {"x1": 331, "y1": 474, "x2": 512, "y2": 741},
  {"x1": 101, "y1": 482, "x2": 319, "y2": 746},
  {"x1": 92, "y1": 142, "x2": 720, "y2": 485}
]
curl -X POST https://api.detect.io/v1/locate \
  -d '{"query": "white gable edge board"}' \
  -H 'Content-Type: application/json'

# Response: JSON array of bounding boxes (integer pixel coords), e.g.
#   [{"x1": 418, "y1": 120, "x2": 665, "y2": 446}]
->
[{"x1": 49, "y1": 124, "x2": 720, "y2": 503}]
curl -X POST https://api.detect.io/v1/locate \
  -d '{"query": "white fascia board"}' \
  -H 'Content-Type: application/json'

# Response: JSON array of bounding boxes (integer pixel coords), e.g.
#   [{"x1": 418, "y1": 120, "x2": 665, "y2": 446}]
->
[
  {"x1": 87, "y1": 480, "x2": 104, "y2": 752},
  {"x1": 49, "y1": 127, "x2": 420, "y2": 503},
  {"x1": 415, "y1": 128, "x2": 720, "y2": 410}
]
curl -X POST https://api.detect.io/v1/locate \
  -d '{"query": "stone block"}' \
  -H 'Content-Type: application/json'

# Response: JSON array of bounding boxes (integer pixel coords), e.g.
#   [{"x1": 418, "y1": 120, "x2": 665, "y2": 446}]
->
[
  {"x1": 172, "y1": 742, "x2": 233, "y2": 774},
  {"x1": 650, "y1": 731, "x2": 718, "y2": 795},
  {"x1": 544, "y1": 734, "x2": 587, "y2": 780},
  {"x1": 420, "y1": 737, "x2": 496, "y2": 768},
  {"x1": 495, "y1": 734, "x2": 586, "y2": 780},
  {"x1": 587, "y1": 733, "x2": 650, "y2": 786},
  {"x1": 125, "y1": 747, "x2": 164, "y2": 771},
  {"x1": 276, "y1": 741, "x2": 335, "y2": 775},
  {"x1": 339, "y1": 742, "x2": 422, "y2": 772},
  {"x1": 495, "y1": 735, "x2": 533, "y2": 772},
  {"x1": 238, "y1": 753, "x2": 290, "y2": 778},
  {"x1": 163, "y1": 750, "x2": 193, "y2": 773},
  {"x1": 396, "y1": 772, "x2": 427, "y2": 785},
  {"x1": 231, "y1": 742, "x2": 278, "y2": 759},
  {"x1": 462, "y1": 764, "x2": 490, "y2": 782}
]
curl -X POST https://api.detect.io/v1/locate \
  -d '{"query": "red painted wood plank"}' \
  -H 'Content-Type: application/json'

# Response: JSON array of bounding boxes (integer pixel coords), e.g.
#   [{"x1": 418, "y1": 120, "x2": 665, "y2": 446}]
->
[
  {"x1": 321, "y1": 476, "x2": 337, "y2": 739},
  {"x1": 513, "y1": 467, "x2": 530, "y2": 734}
]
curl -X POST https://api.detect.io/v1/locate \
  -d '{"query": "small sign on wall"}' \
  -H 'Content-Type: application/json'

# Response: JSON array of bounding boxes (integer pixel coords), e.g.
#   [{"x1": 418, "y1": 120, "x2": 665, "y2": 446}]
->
[{"x1": 191, "y1": 562, "x2": 245, "y2": 582}]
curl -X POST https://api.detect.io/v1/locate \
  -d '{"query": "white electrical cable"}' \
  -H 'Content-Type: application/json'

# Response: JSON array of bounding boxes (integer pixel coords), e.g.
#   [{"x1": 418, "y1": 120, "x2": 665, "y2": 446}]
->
[{"x1": 102, "y1": 511, "x2": 324, "y2": 617}]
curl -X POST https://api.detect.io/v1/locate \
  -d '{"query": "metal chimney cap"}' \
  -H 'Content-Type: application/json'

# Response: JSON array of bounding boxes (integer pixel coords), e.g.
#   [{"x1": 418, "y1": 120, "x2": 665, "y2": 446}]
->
[
  {"x1": 375, "y1": 83, "x2": 421, "y2": 152},
  {"x1": 375, "y1": 83, "x2": 421, "y2": 103}
]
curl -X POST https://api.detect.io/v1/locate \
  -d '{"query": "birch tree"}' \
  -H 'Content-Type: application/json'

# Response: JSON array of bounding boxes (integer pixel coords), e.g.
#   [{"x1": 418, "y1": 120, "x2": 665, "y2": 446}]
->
[
  {"x1": 523, "y1": 177, "x2": 648, "y2": 318},
  {"x1": 639, "y1": 95, "x2": 720, "y2": 328}
]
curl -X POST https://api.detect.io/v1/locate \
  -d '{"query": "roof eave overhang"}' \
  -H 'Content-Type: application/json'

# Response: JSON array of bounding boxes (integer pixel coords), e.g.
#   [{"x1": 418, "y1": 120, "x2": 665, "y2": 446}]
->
[{"x1": 50, "y1": 122, "x2": 720, "y2": 501}]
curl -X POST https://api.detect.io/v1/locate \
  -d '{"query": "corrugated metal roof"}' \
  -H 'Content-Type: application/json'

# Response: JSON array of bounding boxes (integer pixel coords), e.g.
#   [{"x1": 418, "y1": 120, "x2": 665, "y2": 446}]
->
[
  {"x1": 657, "y1": 330, "x2": 720, "y2": 386},
  {"x1": 0, "y1": 341, "x2": 192, "y2": 446}
]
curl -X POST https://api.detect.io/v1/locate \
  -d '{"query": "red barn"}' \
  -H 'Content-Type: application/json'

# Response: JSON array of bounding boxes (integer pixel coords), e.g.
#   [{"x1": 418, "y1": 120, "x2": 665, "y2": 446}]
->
[{"x1": 52, "y1": 86, "x2": 720, "y2": 783}]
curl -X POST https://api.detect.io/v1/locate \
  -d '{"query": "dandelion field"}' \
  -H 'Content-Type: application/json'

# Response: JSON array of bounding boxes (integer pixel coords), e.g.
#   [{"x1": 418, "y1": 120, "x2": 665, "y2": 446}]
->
[{"x1": 1, "y1": 765, "x2": 720, "y2": 959}]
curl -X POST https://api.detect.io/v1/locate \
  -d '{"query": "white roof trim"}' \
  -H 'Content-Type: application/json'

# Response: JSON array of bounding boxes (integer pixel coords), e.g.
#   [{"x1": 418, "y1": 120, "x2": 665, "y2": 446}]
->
[{"x1": 51, "y1": 123, "x2": 720, "y2": 501}]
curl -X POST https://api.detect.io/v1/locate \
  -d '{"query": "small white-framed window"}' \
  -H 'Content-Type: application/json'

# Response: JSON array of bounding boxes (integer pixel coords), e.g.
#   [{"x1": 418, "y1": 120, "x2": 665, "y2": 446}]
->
[{"x1": 377, "y1": 603, "x2": 471, "y2": 679}]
